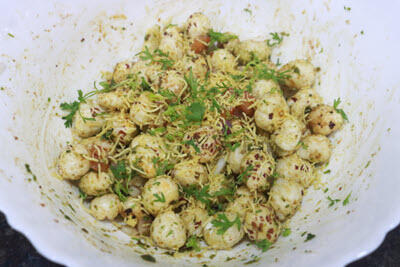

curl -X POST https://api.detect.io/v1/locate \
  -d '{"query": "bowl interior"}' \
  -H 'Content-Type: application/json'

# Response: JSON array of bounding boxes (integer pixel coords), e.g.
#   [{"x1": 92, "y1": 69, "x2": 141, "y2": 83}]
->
[{"x1": 0, "y1": 0, "x2": 400, "y2": 266}]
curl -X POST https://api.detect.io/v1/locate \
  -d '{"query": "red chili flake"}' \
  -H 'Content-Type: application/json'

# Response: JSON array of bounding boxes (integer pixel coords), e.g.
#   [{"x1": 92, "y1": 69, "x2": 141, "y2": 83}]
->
[
  {"x1": 268, "y1": 113, "x2": 274, "y2": 119},
  {"x1": 329, "y1": 121, "x2": 336, "y2": 129},
  {"x1": 291, "y1": 97, "x2": 298, "y2": 102},
  {"x1": 294, "y1": 165, "x2": 299, "y2": 170},
  {"x1": 125, "y1": 63, "x2": 130, "y2": 69}
]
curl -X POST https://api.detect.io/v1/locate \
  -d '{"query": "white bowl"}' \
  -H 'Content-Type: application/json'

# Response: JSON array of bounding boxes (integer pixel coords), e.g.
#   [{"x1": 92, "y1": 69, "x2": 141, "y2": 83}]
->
[{"x1": 1, "y1": 0, "x2": 399, "y2": 266}]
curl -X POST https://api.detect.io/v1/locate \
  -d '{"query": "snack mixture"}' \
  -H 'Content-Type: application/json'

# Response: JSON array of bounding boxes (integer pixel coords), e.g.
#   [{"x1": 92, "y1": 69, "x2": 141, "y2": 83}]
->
[{"x1": 58, "y1": 12, "x2": 346, "y2": 251}]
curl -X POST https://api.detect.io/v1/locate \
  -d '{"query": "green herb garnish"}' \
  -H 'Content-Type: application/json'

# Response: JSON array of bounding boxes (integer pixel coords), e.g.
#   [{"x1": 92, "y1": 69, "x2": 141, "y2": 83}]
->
[
  {"x1": 343, "y1": 192, "x2": 352, "y2": 206},
  {"x1": 208, "y1": 29, "x2": 238, "y2": 51},
  {"x1": 327, "y1": 196, "x2": 340, "y2": 207},
  {"x1": 153, "y1": 192, "x2": 166, "y2": 203},
  {"x1": 185, "y1": 102, "x2": 205, "y2": 122},
  {"x1": 266, "y1": 32, "x2": 288, "y2": 47},
  {"x1": 211, "y1": 213, "x2": 241, "y2": 235},
  {"x1": 186, "y1": 235, "x2": 201, "y2": 252},
  {"x1": 333, "y1": 98, "x2": 349, "y2": 121},
  {"x1": 305, "y1": 233, "x2": 316, "y2": 242},
  {"x1": 282, "y1": 228, "x2": 291, "y2": 237},
  {"x1": 237, "y1": 164, "x2": 253, "y2": 184},
  {"x1": 141, "y1": 254, "x2": 156, "y2": 263},
  {"x1": 182, "y1": 139, "x2": 201, "y2": 153},
  {"x1": 255, "y1": 239, "x2": 272, "y2": 252}
]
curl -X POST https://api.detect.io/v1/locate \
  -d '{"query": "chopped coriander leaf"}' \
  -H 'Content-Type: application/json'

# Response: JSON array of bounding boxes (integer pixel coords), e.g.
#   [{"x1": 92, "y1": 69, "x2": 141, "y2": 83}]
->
[
  {"x1": 98, "y1": 80, "x2": 116, "y2": 91},
  {"x1": 323, "y1": 188, "x2": 329, "y2": 193},
  {"x1": 211, "y1": 98, "x2": 221, "y2": 112},
  {"x1": 282, "y1": 228, "x2": 291, "y2": 237},
  {"x1": 255, "y1": 63, "x2": 291, "y2": 83},
  {"x1": 305, "y1": 233, "x2": 316, "y2": 242},
  {"x1": 158, "y1": 88, "x2": 176, "y2": 100},
  {"x1": 225, "y1": 128, "x2": 245, "y2": 139},
  {"x1": 268, "y1": 171, "x2": 279, "y2": 180},
  {"x1": 230, "y1": 74, "x2": 245, "y2": 81},
  {"x1": 365, "y1": 160, "x2": 371, "y2": 168},
  {"x1": 148, "y1": 127, "x2": 166, "y2": 136},
  {"x1": 212, "y1": 187, "x2": 236, "y2": 197},
  {"x1": 141, "y1": 254, "x2": 156, "y2": 263},
  {"x1": 333, "y1": 98, "x2": 349, "y2": 121},
  {"x1": 60, "y1": 99, "x2": 80, "y2": 128},
  {"x1": 327, "y1": 196, "x2": 340, "y2": 207},
  {"x1": 152, "y1": 157, "x2": 174, "y2": 176},
  {"x1": 153, "y1": 192, "x2": 166, "y2": 203},
  {"x1": 7, "y1": 33, "x2": 15, "y2": 38},
  {"x1": 164, "y1": 106, "x2": 180, "y2": 121},
  {"x1": 208, "y1": 29, "x2": 238, "y2": 51},
  {"x1": 298, "y1": 141, "x2": 308, "y2": 149},
  {"x1": 166, "y1": 230, "x2": 173, "y2": 237},
  {"x1": 186, "y1": 235, "x2": 201, "y2": 252},
  {"x1": 140, "y1": 77, "x2": 151, "y2": 91},
  {"x1": 343, "y1": 192, "x2": 352, "y2": 206},
  {"x1": 183, "y1": 185, "x2": 212, "y2": 207},
  {"x1": 211, "y1": 213, "x2": 241, "y2": 235},
  {"x1": 344, "y1": 6, "x2": 351, "y2": 11},
  {"x1": 243, "y1": 8, "x2": 252, "y2": 15},
  {"x1": 237, "y1": 164, "x2": 254, "y2": 184},
  {"x1": 184, "y1": 69, "x2": 200, "y2": 99},
  {"x1": 255, "y1": 239, "x2": 272, "y2": 252},
  {"x1": 266, "y1": 32, "x2": 289, "y2": 47},
  {"x1": 24, "y1": 163, "x2": 32, "y2": 173},
  {"x1": 79, "y1": 189, "x2": 87, "y2": 200},
  {"x1": 137, "y1": 46, "x2": 153, "y2": 61},
  {"x1": 101, "y1": 129, "x2": 114, "y2": 140},
  {"x1": 185, "y1": 102, "x2": 205, "y2": 122},
  {"x1": 323, "y1": 169, "x2": 331, "y2": 174},
  {"x1": 60, "y1": 87, "x2": 112, "y2": 128},
  {"x1": 110, "y1": 161, "x2": 130, "y2": 180},
  {"x1": 165, "y1": 23, "x2": 177, "y2": 29},
  {"x1": 113, "y1": 181, "x2": 130, "y2": 201},
  {"x1": 227, "y1": 142, "x2": 241, "y2": 152},
  {"x1": 136, "y1": 46, "x2": 174, "y2": 70},
  {"x1": 182, "y1": 139, "x2": 200, "y2": 153}
]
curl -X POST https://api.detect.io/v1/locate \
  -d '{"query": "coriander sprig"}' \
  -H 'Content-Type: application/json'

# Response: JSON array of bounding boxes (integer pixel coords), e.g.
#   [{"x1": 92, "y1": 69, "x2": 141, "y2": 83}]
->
[
  {"x1": 136, "y1": 46, "x2": 174, "y2": 70},
  {"x1": 211, "y1": 213, "x2": 241, "y2": 235},
  {"x1": 208, "y1": 29, "x2": 238, "y2": 51},
  {"x1": 236, "y1": 164, "x2": 254, "y2": 184},
  {"x1": 60, "y1": 83, "x2": 112, "y2": 128},
  {"x1": 153, "y1": 192, "x2": 166, "y2": 203},
  {"x1": 186, "y1": 235, "x2": 201, "y2": 252},
  {"x1": 255, "y1": 239, "x2": 272, "y2": 252},
  {"x1": 266, "y1": 32, "x2": 289, "y2": 47},
  {"x1": 333, "y1": 98, "x2": 349, "y2": 121}
]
